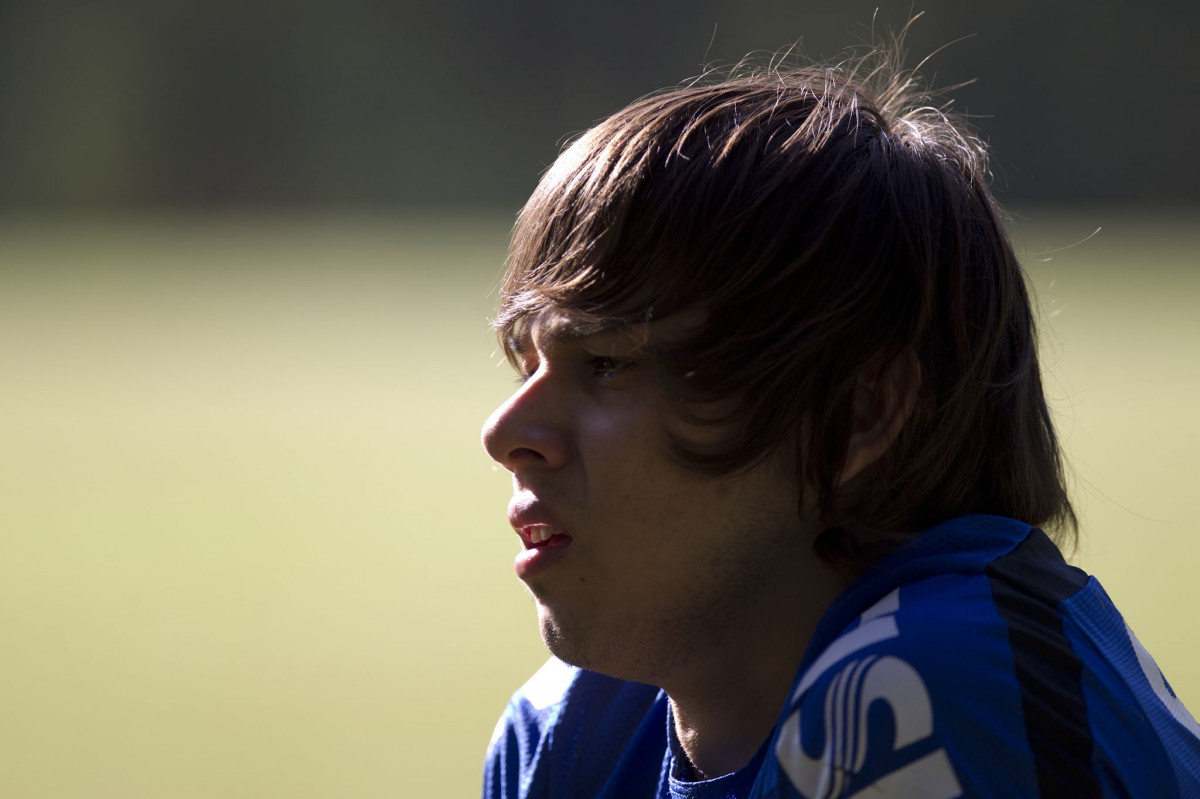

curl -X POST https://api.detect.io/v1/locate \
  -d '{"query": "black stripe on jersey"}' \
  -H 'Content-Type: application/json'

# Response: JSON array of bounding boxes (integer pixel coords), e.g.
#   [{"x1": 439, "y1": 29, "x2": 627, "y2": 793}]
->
[{"x1": 985, "y1": 528, "x2": 1100, "y2": 798}]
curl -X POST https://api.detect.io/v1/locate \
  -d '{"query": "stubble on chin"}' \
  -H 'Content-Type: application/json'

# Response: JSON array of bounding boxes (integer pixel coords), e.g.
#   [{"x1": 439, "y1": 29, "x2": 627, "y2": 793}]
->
[
  {"x1": 533, "y1": 588, "x2": 748, "y2": 688},
  {"x1": 536, "y1": 602, "x2": 620, "y2": 676}
]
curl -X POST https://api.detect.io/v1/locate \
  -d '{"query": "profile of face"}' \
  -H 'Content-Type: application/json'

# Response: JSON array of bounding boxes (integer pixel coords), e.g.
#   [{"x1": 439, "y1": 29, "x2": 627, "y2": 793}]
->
[{"x1": 481, "y1": 308, "x2": 820, "y2": 686}]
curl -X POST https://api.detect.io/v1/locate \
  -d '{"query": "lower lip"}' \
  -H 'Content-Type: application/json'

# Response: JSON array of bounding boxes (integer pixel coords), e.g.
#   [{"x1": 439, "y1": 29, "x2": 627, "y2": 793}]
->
[{"x1": 515, "y1": 535, "x2": 573, "y2": 581}]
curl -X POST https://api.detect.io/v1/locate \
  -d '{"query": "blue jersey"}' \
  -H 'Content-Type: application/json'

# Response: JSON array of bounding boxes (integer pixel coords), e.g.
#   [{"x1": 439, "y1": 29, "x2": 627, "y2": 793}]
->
[{"x1": 484, "y1": 515, "x2": 1200, "y2": 798}]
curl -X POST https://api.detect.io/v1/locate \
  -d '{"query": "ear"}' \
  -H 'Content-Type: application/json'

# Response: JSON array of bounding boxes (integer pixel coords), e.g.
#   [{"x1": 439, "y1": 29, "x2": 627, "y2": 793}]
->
[{"x1": 839, "y1": 349, "x2": 921, "y2": 485}]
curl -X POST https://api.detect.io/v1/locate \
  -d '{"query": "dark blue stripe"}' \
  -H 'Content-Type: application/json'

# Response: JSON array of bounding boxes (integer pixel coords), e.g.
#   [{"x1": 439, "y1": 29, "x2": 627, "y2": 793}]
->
[{"x1": 986, "y1": 528, "x2": 1100, "y2": 798}]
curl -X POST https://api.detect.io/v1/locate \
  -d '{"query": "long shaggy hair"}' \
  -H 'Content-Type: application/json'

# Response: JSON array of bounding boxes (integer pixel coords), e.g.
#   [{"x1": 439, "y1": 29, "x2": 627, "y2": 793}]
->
[{"x1": 494, "y1": 39, "x2": 1076, "y2": 568}]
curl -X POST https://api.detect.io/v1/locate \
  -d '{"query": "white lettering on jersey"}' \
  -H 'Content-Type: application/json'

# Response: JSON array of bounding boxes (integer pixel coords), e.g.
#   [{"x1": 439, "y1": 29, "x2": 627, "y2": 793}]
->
[
  {"x1": 1126, "y1": 623, "x2": 1200, "y2": 740},
  {"x1": 775, "y1": 590, "x2": 962, "y2": 798},
  {"x1": 791, "y1": 590, "x2": 901, "y2": 702}
]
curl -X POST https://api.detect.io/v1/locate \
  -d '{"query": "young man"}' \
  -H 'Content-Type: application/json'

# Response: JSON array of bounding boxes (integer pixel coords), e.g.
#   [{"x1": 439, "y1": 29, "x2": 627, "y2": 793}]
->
[{"x1": 480, "y1": 47, "x2": 1200, "y2": 798}]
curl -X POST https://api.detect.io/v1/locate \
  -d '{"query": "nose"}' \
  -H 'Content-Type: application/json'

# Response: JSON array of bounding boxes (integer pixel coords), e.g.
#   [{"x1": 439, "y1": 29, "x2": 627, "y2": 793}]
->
[{"x1": 481, "y1": 373, "x2": 571, "y2": 473}]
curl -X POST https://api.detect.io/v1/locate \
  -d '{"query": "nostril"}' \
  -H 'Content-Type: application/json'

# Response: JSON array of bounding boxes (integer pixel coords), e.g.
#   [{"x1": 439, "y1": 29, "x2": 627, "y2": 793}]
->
[{"x1": 509, "y1": 446, "x2": 548, "y2": 463}]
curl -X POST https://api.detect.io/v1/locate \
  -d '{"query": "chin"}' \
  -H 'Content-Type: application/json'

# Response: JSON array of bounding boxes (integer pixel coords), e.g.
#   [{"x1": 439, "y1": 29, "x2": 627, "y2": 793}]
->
[
  {"x1": 537, "y1": 605, "x2": 586, "y2": 664},
  {"x1": 537, "y1": 605, "x2": 670, "y2": 686},
  {"x1": 537, "y1": 604, "x2": 607, "y2": 674}
]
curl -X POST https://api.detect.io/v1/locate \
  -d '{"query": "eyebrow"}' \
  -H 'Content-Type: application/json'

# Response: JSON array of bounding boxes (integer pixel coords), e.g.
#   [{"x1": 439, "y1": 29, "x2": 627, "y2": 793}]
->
[{"x1": 507, "y1": 316, "x2": 642, "y2": 357}]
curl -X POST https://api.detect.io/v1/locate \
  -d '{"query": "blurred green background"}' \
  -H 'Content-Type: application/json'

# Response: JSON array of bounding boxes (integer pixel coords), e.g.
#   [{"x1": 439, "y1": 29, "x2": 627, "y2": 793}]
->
[{"x1": 1, "y1": 2, "x2": 1197, "y2": 797}]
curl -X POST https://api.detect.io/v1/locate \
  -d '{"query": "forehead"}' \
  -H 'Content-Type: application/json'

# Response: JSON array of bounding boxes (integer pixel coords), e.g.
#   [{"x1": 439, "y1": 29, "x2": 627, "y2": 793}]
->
[{"x1": 530, "y1": 309, "x2": 617, "y2": 341}]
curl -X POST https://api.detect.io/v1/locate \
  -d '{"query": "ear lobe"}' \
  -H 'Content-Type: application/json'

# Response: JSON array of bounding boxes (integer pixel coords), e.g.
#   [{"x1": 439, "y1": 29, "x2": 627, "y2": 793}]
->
[{"x1": 840, "y1": 350, "x2": 921, "y2": 485}]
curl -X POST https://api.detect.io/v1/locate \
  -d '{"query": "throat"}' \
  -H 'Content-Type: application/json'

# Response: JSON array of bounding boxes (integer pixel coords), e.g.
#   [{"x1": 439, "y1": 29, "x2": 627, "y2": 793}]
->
[{"x1": 670, "y1": 692, "x2": 776, "y2": 781}]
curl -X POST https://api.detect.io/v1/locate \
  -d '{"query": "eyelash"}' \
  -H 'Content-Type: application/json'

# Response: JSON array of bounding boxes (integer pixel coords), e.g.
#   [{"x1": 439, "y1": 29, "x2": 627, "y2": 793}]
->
[
  {"x1": 510, "y1": 354, "x2": 635, "y2": 384},
  {"x1": 589, "y1": 356, "x2": 633, "y2": 379}
]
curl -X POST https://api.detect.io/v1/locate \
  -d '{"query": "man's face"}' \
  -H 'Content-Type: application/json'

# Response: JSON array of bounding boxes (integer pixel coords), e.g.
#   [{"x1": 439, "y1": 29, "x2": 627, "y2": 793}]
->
[{"x1": 481, "y1": 308, "x2": 818, "y2": 686}]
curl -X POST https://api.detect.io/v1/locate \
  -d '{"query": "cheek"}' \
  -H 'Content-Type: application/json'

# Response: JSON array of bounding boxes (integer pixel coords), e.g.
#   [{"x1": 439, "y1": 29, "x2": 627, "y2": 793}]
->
[
  {"x1": 576, "y1": 397, "x2": 786, "y2": 531},
  {"x1": 579, "y1": 405, "x2": 671, "y2": 473}
]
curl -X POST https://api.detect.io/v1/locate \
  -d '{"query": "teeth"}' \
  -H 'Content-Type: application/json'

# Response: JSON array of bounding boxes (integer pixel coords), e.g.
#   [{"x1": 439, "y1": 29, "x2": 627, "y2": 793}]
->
[{"x1": 528, "y1": 526, "x2": 556, "y2": 544}]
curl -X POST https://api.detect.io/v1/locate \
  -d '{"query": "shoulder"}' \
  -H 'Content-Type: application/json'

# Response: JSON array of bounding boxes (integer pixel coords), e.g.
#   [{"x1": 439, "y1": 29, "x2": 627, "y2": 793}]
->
[
  {"x1": 484, "y1": 658, "x2": 665, "y2": 799},
  {"x1": 763, "y1": 575, "x2": 1021, "y2": 798},
  {"x1": 484, "y1": 657, "x2": 581, "y2": 777},
  {"x1": 757, "y1": 528, "x2": 1200, "y2": 798}
]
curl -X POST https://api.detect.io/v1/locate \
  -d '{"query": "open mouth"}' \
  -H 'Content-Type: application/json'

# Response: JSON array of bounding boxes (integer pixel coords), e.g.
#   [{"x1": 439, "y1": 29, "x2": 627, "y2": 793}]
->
[{"x1": 522, "y1": 525, "x2": 572, "y2": 549}]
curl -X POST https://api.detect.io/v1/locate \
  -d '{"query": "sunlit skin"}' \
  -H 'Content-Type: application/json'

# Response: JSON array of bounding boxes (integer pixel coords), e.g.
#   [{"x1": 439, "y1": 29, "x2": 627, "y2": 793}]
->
[{"x1": 481, "y1": 308, "x2": 862, "y2": 777}]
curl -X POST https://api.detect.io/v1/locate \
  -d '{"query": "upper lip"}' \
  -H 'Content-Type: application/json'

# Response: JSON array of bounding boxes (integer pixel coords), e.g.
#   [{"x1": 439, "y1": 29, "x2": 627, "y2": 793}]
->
[{"x1": 507, "y1": 491, "x2": 571, "y2": 540}]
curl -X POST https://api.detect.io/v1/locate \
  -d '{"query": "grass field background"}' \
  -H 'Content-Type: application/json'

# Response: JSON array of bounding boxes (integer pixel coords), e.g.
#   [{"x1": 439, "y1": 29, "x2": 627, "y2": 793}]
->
[{"x1": 1, "y1": 209, "x2": 1196, "y2": 797}]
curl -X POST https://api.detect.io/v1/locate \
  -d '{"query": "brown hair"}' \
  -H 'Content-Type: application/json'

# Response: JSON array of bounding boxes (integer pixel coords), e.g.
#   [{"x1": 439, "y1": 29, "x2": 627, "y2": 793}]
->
[{"x1": 494, "y1": 44, "x2": 1076, "y2": 567}]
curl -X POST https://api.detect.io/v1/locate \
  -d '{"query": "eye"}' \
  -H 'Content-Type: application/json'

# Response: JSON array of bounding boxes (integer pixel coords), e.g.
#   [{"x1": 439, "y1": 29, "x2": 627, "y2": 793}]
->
[{"x1": 589, "y1": 355, "x2": 634, "y2": 379}]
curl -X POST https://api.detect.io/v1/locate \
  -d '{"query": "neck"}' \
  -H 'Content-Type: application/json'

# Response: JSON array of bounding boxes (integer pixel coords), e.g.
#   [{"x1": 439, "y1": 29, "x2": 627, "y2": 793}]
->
[
  {"x1": 669, "y1": 666, "x2": 791, "y2": 779},
  {"x1": 666, "y1": 555, "x2": 850, "y2": 780}
]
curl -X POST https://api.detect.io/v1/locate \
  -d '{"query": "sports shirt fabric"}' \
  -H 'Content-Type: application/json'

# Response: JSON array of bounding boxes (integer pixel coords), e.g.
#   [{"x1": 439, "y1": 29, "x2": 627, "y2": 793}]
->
[{"x1": 483, "y1": 515, "x2": 1200, "y2": 798}]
